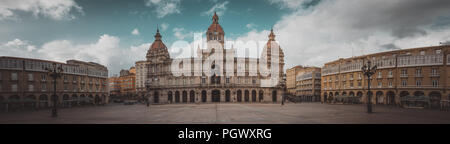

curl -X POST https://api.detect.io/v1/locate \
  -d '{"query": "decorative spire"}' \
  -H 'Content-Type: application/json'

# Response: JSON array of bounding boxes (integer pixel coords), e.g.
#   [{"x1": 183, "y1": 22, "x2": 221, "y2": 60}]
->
[
  {"x1": 154, "y1": 25, "x2": 162, "y2": 41},
  {"x1": 269, "y1": 28, "x2": 275, "y2": 41},
  {"x1": 212, "y1": 11, "x2": 219, "y2": 24}
]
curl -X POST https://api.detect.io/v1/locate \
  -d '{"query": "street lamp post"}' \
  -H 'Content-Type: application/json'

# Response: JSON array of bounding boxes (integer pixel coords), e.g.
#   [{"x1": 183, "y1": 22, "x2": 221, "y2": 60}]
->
[
  {"x1": 45, "y1": 63, "x2": 64, "y2": 118},
  {"x1": 361, "y1": 60, "x2": 377, "y2": 113},
  {"x1": 280, "y1": 75, "x2": 287, "y2": 106}
]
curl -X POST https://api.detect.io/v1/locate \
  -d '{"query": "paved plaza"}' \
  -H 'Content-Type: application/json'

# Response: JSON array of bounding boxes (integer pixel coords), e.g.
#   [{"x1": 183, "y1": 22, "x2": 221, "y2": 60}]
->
[{"x1": 1, "y1": 103, "x2": 450, "y2": 124}]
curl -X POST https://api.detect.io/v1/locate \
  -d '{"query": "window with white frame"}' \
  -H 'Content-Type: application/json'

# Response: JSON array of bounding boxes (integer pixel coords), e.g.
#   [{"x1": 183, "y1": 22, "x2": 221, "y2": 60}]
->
[
  {"x1": 420, "y1": 51, "x2": 425, "y2": 55},
  {"x1": 402, "y1": 80, "x2": 407, "y2": 86},
  {"x1": 436, "y1": 49, "x2": 441, "y2": 54},
  {"x1": 388, "y1": 70, "x2": 393, "y2": 77},
  {"x1": 11, "y1": 73, "x2": 18, "y2": 81},
  {"x1": 432, "y1": 80, "x2": 439, "y2": 87},
  {"x1": 11, "y1": 84, "x2": 18, "y2": 92},
  {"x1": 416, "y1": 80, "x2": 422, "y2": 86},
  {"x1": 28, "y1": 84, "x2": 34, "y2": 92},
  {"x1": 378, "y1": 82, "x2": 382, "y2": 87},
  {"x1": 41, "y1": 74, "x2": 46, "y2": 81},
  {"x1": 378, "y1": 71, "x2": 382, "y2": 78},
  {"x1": 401, "y1": 69, "x2": 407, "y2": 76},
  {"x1": 431, "y1": 68, "x2": 438, "y2": 76},
  {"x1": 41, "y1": 84, "x2": 46, "y2": 91},
  {"x1": 415, "y1": 69, "x2": 422, "y2": 77},
  {"x1": 28, "y1": 73, "x2": 33, "y2": 81},
  {"x1": 388, "y1": 81, "x2": 392, "y2": 87}
]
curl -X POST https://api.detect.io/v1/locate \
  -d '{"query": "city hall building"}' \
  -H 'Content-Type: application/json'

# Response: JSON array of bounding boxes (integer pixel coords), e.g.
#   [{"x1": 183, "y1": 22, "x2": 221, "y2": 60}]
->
[
  {"x1": 0, "y1": 57, "x2": 109, "y2": 112},
  {"x1": 321, "y1": 46, "x2": 450, "y2": 109},
  {"x1": 142, "y1": 13, "x2": 285, "y2": 104}
]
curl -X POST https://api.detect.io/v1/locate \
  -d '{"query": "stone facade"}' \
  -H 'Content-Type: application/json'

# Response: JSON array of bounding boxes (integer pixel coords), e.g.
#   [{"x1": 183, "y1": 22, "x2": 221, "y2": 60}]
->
[
  {"x1": 0, "y1": 57, "x2": 109, "y2": 112},
  {"x1": 321, "y1": 46, "x2": 450, "y2": 109},
  {"x1": 295, "y1": 67, "x2": 321, "y2": 102},
  {"x1": 108, "y1": 67, "x2": 136, "y2": 98},
  {"x1": 144, "y1": 13, "x2": 285, "y2": 104},
  {"x1": 135, "y1": 60, "x2": 149, "y2": 97}
]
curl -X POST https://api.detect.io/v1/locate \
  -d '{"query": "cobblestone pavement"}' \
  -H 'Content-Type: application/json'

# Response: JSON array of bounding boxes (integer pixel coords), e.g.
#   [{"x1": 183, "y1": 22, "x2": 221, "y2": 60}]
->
[{"x1": 1, "y1": 103, "x2": 450, "y2": 124}]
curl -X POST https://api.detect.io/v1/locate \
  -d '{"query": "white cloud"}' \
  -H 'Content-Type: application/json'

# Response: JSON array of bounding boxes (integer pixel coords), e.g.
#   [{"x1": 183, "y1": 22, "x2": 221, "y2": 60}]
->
[
  {"x1": 236, "y1": 0, "x2": 450, "y2": 69},
  {"x1": 246, "y1": 23, "x2": 257, "y2": 29},
  {"x1": 38, "y1": 34, "x2": 121, "y2": 66},
  {"x1": 202, "y1": 1, "x2": 229, "y2": 16},
  {"x1": 145, "y1": 0, "x2": 181, "y2": 18},
  {"x1": 0, "y1": 0, "x2": 83, "y2": 20},
  {"x1": 173, "y1": 27, "x2": 193, "y2": 40},
  {"x1": 129, "y1": 43, "x2": 151, "y2": 61},
  {"x1": 0, "y1": 39, "x2": 37, "y2": 58},
  {"x1": 161, "y1": 23, "x2": 169, "y2": 31},
  {"x1": 132, "y1": 28, "x2": 140, "y2": 35}
]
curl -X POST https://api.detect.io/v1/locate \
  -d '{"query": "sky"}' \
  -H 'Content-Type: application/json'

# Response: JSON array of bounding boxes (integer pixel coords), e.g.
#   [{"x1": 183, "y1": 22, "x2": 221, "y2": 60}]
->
[{"x1": 1, "y1": 0, "x2": 450, "y2": 76}]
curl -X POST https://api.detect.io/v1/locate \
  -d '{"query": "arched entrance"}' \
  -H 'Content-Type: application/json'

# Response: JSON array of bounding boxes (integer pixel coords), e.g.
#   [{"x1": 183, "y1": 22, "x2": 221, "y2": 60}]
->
[
  {"x1": 175, "y1": 91, "x2": 180, "y2": 103},
  {"x1": 244, "y1": 90, "x2": 250, "y2": 102},
  {"x1": 71, "y1": 94, "x2": 78, "y2": 107},
  {"x1": 386, "y1": 91, "x2": 395, "y2": 105},
  {"x1": 400, "y1": 91, "x2": 409, "y2": 106},
  {"x1": 190, "y1": 90, "x2": 195, "y2": 103},
  {"x1": 252, "y1": 90, "x2": 257, "y2": 102},
  {"x1": 328, "y1": 92, "x2": 334, "y2": 103},
  {"x1": 79, "y1": 94, "x2": 86, "y2": 105},
  {"x1": 356, "y1": 91, "x2": 363, "y2": 103},
  {"x1": 429, "y1": 91, "x2": 441, "y2": 109},
  {"x1": 259, "y1": 90, "x2": 264, "y2": 102},
  {"x1": 8, "y1": 95, "x2": 21, "y2": 111},
  {"x1": 168, "y1": 91, "x2": 173, "y2": 103},
  {"x1": 88, "y1": 95, "x2": 94, "y2": 105},
  {"x1": 376, "y1": 91, "x2": 383, "y2": 104},
  {"x1": 323, "y1": 92, "x2": 328, "y2": 103},
  {"x1": 0, "y1": 96, "x2": 4, "y2": 111},
  {"x1": 154, "y1": 91, "x2": 159, "y2": 103},
  {"x1": 201, "y1": 90, "x2": 207, "y2": 102},
  {"x1": 272, "y1": 90, "x2": 277, "y2": 103},
  {"x1": 92, "y1": 95, "x2": 100, "y2": 105},
  {"x1": 24, "y1": 95, "x2": 36, "y2": 110},
  {"x1": 63, "y1": 94, "x2": 70, "y2": 107},
  {"x1": 237, "y1": 90, "x2": 242, "y2": 102},
  {"x1": 182, "y1": 91, "x2": 188, "y2": 103},
  {"x1": 225, "y1": 90, "x2": 231, "y2": 102},
  {"x1": 212, "y1": 90, "x2": 220, "y2": 102}
]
